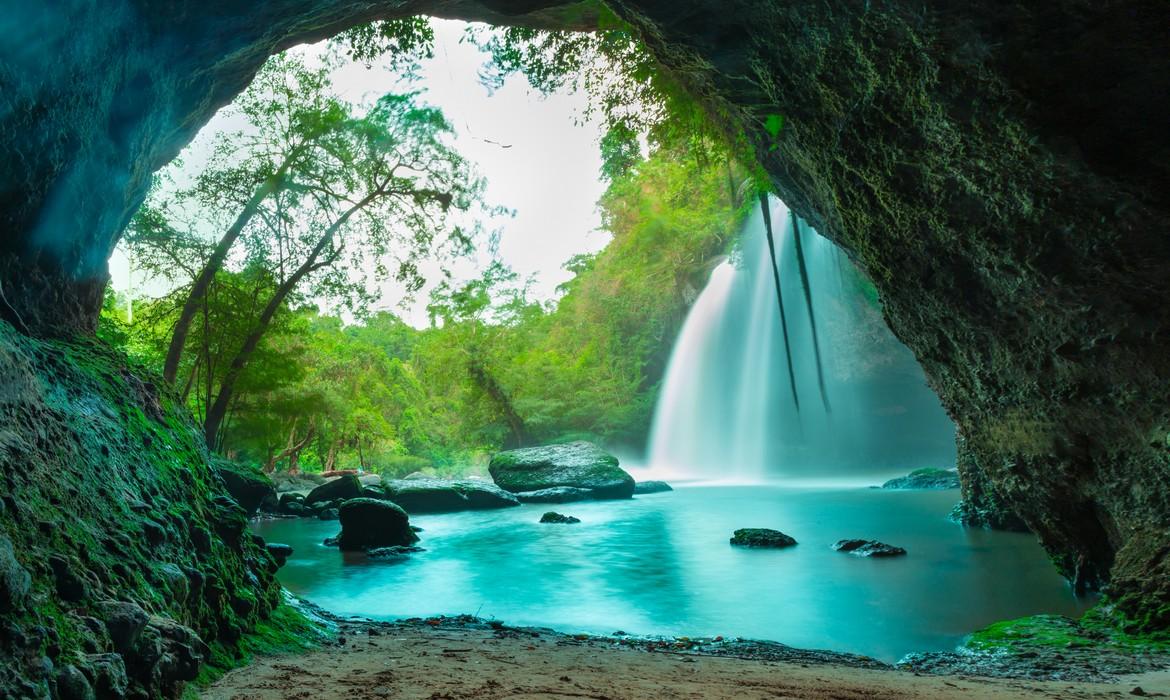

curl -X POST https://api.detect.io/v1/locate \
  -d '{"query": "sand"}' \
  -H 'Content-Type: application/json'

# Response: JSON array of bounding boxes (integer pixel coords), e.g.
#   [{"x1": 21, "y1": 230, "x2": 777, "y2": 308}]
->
[{"x1": 202, "y1": 619, "x2": 1169, "y2": 700}]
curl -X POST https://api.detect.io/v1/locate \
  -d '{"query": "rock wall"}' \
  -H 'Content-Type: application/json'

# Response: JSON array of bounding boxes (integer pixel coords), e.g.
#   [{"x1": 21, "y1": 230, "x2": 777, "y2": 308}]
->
[
  {"x1": 0, "y1": 0, "x2": 1168, "y2": 665},
  {"x1": 0, "y1": 322, "x2": 281, "y2": 697},
  {"x1": 604, "y1": 0, "x2": 1170, "y2": 627}
]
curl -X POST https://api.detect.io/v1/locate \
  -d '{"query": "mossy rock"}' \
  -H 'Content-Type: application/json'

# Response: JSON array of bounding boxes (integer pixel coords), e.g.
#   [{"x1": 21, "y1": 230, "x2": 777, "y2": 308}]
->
[
  {"x1": 488, "y1": 441, "x2": 634, "y2": 499},
  {"x1": 378, "y1": 478, "x2": 520, "y2": 514},
  {"x1": 881, "y1": 468, "x2": 960, "y2": 490},
  {"x1": 335, "y1": 498, "x2": 419, "y2": 551},
  {"x1": 211, "y1": 458, "x2": 275, "y2": 516},
  {"x1": 304, "y1": 474, "x2": 362, "y2": 506},
  {"x1": 730, "y1": 528, "x2": 797, "y2": 548}
]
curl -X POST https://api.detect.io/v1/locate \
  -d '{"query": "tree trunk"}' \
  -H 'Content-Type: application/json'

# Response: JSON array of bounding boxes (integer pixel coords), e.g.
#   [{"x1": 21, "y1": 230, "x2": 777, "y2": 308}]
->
[
  {"x1": 162, "y1": 164, "x2": 290, "y2": 383},
  {"x1": 467, "y1": 351, "x2": 528, "y2": 449},
  {"x1": 202, "y1": 192, "x2": 376, "y2": 447}
]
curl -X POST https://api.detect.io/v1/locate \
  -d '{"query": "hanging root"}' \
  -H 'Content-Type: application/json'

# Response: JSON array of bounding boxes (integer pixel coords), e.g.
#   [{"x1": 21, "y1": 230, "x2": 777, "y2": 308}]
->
[
  {"x1": 791, "y1": 213, "x2": 831, "y2": 413},
  {"x1": 0, "y1": 279, "x2": 30, "y2": 334},
  {"x1": 760, "y1": 193, "x2": 800, "y2": 412}
]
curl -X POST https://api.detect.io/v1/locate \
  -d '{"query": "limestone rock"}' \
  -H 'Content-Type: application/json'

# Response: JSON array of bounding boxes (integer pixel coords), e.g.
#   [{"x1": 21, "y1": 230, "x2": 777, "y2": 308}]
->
[{"x1": 489, "y1": 442, "x2": 634, "y2": 499}]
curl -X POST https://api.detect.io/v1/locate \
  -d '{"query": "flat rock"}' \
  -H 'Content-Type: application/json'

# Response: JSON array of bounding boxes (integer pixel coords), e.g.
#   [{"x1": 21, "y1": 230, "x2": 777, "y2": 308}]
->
[
  {"x1": 515, "y1": 486, "x2": 596, "y2": 504},
  {"x1": 880, "y1": 468, "x2": 960, "y2": 490},
  {"x1": 376, "y1": 479, "x2": 520, "y2": 514},
  {"x1": 633, "y1": 480, "x2": 673, "y2": 495},
  {"x1": 540, "y1": 512, "x2": 581, "y2": 524},
  {"x1": 489, "y1": 441, "x2": 634, "y2": 499},
  {"x1": 335, "y1": 498, "x2": 419, "y2": 551},
  {"x1": 833, "y1": 539, "x2": 907, "y2": 557},
  {"x1": 730, "y1": 528, "x2": 797, "y2": 548}
]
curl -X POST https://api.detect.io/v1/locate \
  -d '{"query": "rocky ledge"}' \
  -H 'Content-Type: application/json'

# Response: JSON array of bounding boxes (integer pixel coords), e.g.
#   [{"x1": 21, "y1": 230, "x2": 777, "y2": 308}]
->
[{"x1": 880, "y1": 468, "x2": 961, "y2": 490}]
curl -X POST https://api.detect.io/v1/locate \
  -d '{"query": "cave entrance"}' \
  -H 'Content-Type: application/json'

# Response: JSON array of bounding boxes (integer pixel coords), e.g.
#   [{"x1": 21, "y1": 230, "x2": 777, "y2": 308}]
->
[{"x1": 95, "y1": 15, "x2": 1087, "y2": 663}]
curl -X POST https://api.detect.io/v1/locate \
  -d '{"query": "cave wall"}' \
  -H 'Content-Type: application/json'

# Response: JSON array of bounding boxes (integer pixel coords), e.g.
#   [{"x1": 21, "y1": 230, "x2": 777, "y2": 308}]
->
[
  {"x1": 604, "y1": 0, "x2": 1170, "y2": 626},
  {"x1": 0, "y1": 323, "x2": 282, "y2": 697},
  {"x1": 0, "y1": 0, "x2": 1168, "y2": 669}
]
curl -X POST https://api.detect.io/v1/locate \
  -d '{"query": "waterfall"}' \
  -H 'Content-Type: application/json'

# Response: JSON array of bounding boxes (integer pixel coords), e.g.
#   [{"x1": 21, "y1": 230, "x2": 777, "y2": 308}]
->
[{"x1": 645, "y1": 197, "x2": 956, "y2": 482}]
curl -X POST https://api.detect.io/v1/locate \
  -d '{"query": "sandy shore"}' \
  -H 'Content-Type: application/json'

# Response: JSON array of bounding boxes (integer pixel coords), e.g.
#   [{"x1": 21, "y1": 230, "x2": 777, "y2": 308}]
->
[{"x1": 203, "y1": 617, "x2": 1170, "y2": 700}]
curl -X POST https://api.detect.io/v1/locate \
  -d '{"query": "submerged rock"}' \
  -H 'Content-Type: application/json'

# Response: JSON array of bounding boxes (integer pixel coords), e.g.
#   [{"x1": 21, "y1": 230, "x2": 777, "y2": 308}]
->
[
  {"x1": 880, "y1": 468, "x2": 960, "y2": 490},
  {"x1": 335, "y1": 498, "x2": 418, "y2": 551},
  {"x1": 833, "y1": 539, "x2": 907, "y2": 557},
  {"x1": 367, "y1": 545, "x2": 425, "y2": 560},
  {"x1": 729, "y1": 528, "x2": 797, "y2": 548},
  {"x1": 376, "y1": 478, "x2": 520, "y2": 514},
  {"x1": 633, "y1": 480, "x2": 673, "y2": 495},
  {"x1": 304, "y1": 474, "x2": 362, "y2": 506},
  {"x1": 540, "y1": 512, "x2": 581, "y2": 524},
  {"x1": 489, "y1": 441, "x2": 634, "y2": 499},
  {"x1": 515, "y1": 486, "x2": 596, "y2": 504}
]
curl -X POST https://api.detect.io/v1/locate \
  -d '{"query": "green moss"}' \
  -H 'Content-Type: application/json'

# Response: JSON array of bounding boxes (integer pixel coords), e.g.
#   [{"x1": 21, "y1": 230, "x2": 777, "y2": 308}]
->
[
  {"x1": 185, "y1": 605, "x2": 327, "y2": 696},
  {"x1": 965, "y1": 609, "x2": 1170, "y2": 655}
]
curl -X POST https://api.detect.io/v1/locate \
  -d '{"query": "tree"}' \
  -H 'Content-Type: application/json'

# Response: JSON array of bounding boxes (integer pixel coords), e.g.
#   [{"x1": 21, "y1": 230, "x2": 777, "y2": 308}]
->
[
  {"x1": 127, "y1": 52, "x2": 483, "y2": 448},
  {"x1": 151, "y1": 54, "x2": 351, "y2": 383}
]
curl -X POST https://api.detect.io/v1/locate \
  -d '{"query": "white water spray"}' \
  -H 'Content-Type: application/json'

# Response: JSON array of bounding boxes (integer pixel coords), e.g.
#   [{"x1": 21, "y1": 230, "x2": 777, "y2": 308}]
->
[{"x1": 646, "y1": 197, "x2": 955, "y2": 482}]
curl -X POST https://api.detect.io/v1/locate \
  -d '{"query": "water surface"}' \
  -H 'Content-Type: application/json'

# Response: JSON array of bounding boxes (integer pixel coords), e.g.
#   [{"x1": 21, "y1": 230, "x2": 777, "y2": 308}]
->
[{"x1": 253, "y1": 485, "x2": 1090, "y2": 662}]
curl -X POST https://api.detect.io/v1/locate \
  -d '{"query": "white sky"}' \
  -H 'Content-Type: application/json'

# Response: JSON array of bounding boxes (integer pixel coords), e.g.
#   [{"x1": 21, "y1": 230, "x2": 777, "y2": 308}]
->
[{"x1": 109, "y1": 19, "x2": 611, "y2": 327}]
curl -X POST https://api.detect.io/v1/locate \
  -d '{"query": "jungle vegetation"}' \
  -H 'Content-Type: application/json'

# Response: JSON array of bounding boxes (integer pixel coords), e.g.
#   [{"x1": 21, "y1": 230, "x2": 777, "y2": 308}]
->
[{"x1": 99, "y1": 17, "x2": 755, "y2": 476}]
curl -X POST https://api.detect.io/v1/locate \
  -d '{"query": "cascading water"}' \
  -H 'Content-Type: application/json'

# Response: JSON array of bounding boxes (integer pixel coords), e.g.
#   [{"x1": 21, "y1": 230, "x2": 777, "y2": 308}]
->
[{"x1": 646, "y1": 197, "x2": 956, "y2": 482}]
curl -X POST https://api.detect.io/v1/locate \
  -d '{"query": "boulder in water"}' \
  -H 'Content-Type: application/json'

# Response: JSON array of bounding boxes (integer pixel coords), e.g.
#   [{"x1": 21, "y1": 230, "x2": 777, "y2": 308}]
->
[
  {"x1": 540, "y1": 512, "x2": 581, "y2": 524},
  {"x1": 335, "y1": 498, "x2": 418, "y2": 551},
  {"x1": 880, "y1": 468, "x2": 960, "y2": 490},
  {"x1": 515, "y1": 486, "x2": 596, "y2": 503},
  {"x1": 304, "y1": 474, "x2": 362, "y2": 506},
  {"x1": 377, "y1": 478, "x2": 519, "y2": 514},
  {"x1": 634, "y1": 480, "x2": 673, "y2": 495},
  {"x1": 730, "y1": 528, "x2": 797, "y2": 548},
  {"x1": 489, "y1": 442, "x2": 634, "y2": 499},
  {"x1": 833, "y1": 539, "x2": 907, "y2": 557}
]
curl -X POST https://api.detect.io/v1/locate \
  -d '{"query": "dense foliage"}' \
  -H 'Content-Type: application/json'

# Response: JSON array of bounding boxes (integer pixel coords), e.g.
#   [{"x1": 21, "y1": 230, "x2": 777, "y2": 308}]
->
[
  {"x1": 100, "y1": 20, "x2": 758, "y2": 476},
  {"x1": 104, "y1": 142, "x2": 748, "y2": 475}
]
